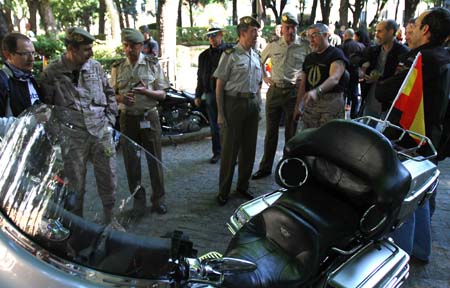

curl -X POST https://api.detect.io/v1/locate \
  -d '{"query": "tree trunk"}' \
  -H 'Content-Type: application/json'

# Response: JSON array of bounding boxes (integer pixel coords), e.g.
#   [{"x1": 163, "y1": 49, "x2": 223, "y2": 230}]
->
[
  {"x1": 232, "y1": 0, "x2": 237, "y2": 25},
  {"x1": 369, "y1": 0, "x2": 388, "y2": 28},
  {"x1": 349, "y1": 0, "x2": 364, "y2": 29},
  {"x1": 309, "y1": 0, "x2": 318, "y2": 24},
  {"x1": 0, "y1": 9, "x2": 9, "y2": 41},
  {"x1": 177, "y1": 0, "x2": 182, "y2": 27},
  {"x1": 189, "y1": 1, "x2": 193, "y2": 27},
  {"x1": 157, "y1": 0, "x2": 178, "y2": 85},
  {"x1": 319, "y1": 0, "x2": 332, "y2": 24},
  {"x1": 27, "y1": 0, "x2": 39, "y2": 34},
  {"x1": 266, "y1": 0, "x2": 279, "y2": 23},
  {"x1": 105, "y1": 0, "x2": 121, "y2": 44},
  {"x1": 99, "y1": 0, "x2": 106, "y2": 37},
  {"x1": 38, "y1": 0, "x2": 57, "y2": 35},
  {"x1": 339, "y1": 0, "x2": 349, "y2": 27},
  {"x1": 403, "y1": 0, "x2": 420, "y2": 27},
  {"x1": 113, "y1": 0, "x2": 125, "y2": 29}
]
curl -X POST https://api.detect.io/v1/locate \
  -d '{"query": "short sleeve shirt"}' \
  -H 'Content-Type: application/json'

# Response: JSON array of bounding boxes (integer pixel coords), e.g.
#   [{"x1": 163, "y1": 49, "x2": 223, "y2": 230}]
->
[
  {"x1": 302, "y1": 46, "x2": 348, "y2": 92},
  {"x1": 261, "y1": 36, "x2": 310, "y2": 84},
  {"x1": 213, "y1": 43, "x2": 262, "y2": 95},
  {"x1": 110, "y1": 53, "x2": 169, "y2": 113}
]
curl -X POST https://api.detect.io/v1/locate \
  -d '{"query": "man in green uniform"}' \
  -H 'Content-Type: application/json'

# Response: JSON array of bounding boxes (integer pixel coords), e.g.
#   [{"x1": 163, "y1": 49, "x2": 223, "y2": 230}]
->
[
  {"x1": 213, "y1": 16, "x2": 263, "y2": 205},
  {"x1": 252, "y1": 12, "x2": 310, "y2": 180},
  {"x1": 40, "y1": 28, "x2": 120, "y2": 227},
  {"x1": 110, "y1": 28, "x2": 169, "y2": 216}
]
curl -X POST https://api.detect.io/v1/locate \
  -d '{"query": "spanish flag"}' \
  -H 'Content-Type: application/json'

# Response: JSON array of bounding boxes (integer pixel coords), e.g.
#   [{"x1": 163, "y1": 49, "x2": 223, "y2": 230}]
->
[{"x1": 390, "y1": 52, "x2": 425, "y2": 140}]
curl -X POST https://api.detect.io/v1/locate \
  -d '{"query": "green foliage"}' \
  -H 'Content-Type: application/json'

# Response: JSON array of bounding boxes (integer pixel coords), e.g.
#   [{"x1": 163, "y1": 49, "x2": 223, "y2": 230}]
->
[
  {"x1": 50, "y1": 0, "x2": 99, "y2": 29},
  {"x1": 33, "y1": 35, "x2": 65, "y2": 58},
  {"x1": 176, "y1": 26, "x2": 238, "y2": 45}
]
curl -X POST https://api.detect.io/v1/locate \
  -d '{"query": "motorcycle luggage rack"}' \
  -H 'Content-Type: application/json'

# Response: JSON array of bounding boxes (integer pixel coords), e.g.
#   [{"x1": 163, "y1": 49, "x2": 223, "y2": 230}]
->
[{"x1": 354, "y1": 116, "x2": 437, "y2": 161}]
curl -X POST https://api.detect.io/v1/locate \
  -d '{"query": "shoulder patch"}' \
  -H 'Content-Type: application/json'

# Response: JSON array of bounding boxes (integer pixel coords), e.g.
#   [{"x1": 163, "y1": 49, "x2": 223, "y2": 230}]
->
[
  {"x1": 224, "y1": 47, "x2": 235, "y2": 55},
  {"x1": 112, "y1": 58, "x2": 125, "y2": 68}
]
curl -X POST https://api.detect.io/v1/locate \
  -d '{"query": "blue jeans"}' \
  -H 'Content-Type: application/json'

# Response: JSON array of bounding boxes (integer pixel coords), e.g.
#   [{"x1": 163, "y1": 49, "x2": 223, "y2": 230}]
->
[
  {"x1": 390, "y1": 201, "x2": 431, "y2": 262},
  {"x1": 205, "y1": 92, "x2": 221, "y2": 156}
]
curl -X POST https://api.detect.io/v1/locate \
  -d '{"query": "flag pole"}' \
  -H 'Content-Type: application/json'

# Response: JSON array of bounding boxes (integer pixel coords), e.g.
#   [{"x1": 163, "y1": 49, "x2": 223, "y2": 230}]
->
[{"x1": 384, "y1": 52, "x2": 422, "y2": 121}]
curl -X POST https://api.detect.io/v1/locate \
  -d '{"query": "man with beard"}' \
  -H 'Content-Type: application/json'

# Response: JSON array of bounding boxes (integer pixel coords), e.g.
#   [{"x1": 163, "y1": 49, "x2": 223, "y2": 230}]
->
[
  {"x1": 213, "y1": 16, "x2": 262, "y2": 205},
  {"x1": 375, "y1": 10, "x2": 450, "y2": 258},
  {"x1": 252, "y1": 11, "x2": 310, "y2": 180},
  {"x1": 1, "y1": 33, "x2": 42, "y2": 117},
  {"x1": 360, "y1": 20, "x2": 409, "y2": 117},
  {"x1": 110, "y1": 28, "x2": 169, "y2": 216},
  {"x1": 293, "y1": 23, "x2": 348, "y2": 129},
  {"x1": 195, "y1": 25, "x2": 233, "y2": 164},
  {"x1": 40, "y1": 28, "x2": 120, "y2": 228}
]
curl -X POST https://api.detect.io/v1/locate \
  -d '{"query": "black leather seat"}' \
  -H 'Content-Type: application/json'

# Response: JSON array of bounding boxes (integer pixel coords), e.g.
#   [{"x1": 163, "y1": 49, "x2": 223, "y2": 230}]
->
[{"x1": 223, "y1": 120, "x2": 412, "y2": 288}]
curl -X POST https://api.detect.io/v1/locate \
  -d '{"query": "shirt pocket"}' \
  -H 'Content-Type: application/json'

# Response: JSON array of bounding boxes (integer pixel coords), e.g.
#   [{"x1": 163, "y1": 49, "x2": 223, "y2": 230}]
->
[
  {"x1": 83, "y1": 72, "x2": 106, "y2": 106},
  {"x1": 139, "y1": 74, "x2": 156, "y2": 89}
]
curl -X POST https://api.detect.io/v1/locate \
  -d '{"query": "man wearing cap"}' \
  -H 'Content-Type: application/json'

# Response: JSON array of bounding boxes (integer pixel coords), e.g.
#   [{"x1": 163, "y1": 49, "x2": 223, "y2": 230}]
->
[
  {"x1": 252, "y1": 11, "x2": 310, "y2": 180},
  {"x1": 293, "y1": 23, "x2": 349, "y2": 129},
  {"x1": 139, "y1": 25, "x2": 159, "y2": 57},
  {"x1": 213, "y1": 16, "x2": 262, "y2": 205},
  {"x1": 110, "y1": 28, "x2": 169, "y2": 216},
  {"x1": 40, "y1": 27, "x2": 120, "y2": 227},
  {"x1": 195, "y1": 25, "x2": 233, "y2": 164}
]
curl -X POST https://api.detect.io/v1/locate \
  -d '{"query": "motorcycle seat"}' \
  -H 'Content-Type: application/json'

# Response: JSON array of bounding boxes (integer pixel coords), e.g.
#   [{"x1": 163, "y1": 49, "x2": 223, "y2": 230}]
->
[
  {"x1": 224, "y1": 185, "x2": 359, "y2": 288},
  {"x1": 284, "y1": 119, "x2": 411, "y2": 238}
]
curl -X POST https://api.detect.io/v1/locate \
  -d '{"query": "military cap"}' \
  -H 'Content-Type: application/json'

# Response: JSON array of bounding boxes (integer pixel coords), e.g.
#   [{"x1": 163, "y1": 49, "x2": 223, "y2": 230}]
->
[
  {"x1": 281, "y1": 11, "x2": 298, "y2": 25},
  {"x1": 121, "y1": 28, "x2": 145, "y2": 43},
  {"x1": 239, "y1": 16, "x2": 261, "y2": 28},
  {"x1": 65, "y1": 27, "x2": 95, "y2": 44},
  {"x1": 139, "y1": 25, "x2": 150, "y2": 34},
  {"x1": 205, "y1": 24, "x2": 223, "y2": 36}
]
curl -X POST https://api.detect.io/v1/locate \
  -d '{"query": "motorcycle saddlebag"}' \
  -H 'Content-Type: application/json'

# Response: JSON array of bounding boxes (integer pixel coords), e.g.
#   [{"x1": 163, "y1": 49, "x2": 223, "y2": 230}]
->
[{"x1": 327, "y1": 239, "x2": 409, "y2": 288}]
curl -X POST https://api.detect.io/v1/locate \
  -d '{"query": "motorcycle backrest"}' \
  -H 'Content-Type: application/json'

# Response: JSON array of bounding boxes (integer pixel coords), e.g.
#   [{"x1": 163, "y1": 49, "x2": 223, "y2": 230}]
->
[{"x1": 285, "y1": 120, "x2": 412, "y2": 238}]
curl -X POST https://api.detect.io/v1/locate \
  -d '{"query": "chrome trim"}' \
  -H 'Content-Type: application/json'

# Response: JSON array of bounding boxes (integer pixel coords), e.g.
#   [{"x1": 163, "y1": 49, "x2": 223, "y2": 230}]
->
[
  {"x1": 0, "y1": 212, "x2": 173, "y2": 287},
  {"x1": 277, "y1": 157, "x2": 308, "y2": 188},
  {"x1": 360, "y1": 205, "x2": 388, "y2": 234}
]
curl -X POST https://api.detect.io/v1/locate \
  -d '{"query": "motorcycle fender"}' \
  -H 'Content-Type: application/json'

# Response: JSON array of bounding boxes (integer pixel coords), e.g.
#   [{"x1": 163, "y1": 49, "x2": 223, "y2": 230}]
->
[{"x1": 327, "y1": 240, "x2": 409, "y2": 288}]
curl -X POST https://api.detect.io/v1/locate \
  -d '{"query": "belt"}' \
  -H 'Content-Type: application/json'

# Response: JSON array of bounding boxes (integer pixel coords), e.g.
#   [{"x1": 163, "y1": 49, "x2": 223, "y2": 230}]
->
[
  {"x1": 273, "y1": 82, "x2": 296, "y2": 89},
  {"x1": 226, "y1": 92, "x2": 256, "y2": 99},
  {"x1": 121, "y1": 106, "x2": 158, "y2": 116}
]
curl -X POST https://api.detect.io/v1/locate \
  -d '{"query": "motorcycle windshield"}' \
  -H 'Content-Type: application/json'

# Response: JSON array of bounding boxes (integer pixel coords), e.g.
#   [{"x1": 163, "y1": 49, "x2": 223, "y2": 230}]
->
[{"x1": 0, "y1": 105, "x2": 176, "y2": 279}]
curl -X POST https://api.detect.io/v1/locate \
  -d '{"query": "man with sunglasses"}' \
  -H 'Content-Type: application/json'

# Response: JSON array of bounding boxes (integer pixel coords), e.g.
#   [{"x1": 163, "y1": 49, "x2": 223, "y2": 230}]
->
[
  {"x1": 195, "y1": 25, "x2": 233, "y2": 164},
  {"x1": 0, "y1": 32, "x2": 42, "y2": 117},
  {"x1": 293, "y1": 23, "x2": 349, "y2": 128}
]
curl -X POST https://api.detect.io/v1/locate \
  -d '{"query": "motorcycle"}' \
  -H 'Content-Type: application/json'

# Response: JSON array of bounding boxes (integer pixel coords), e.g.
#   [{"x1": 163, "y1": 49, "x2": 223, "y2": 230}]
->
[
  {"x1": 0, "y1": 106, "x2": 439, "y2": 287},
  {"x1": 159, "y1": 87, "x2": 209, "y2": 136}
]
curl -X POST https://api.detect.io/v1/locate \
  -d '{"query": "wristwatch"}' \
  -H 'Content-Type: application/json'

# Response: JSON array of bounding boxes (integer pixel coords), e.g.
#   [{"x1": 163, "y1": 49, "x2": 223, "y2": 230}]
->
[{"x1": 316, "y1": 86, "x2": 323, "y2": 98}]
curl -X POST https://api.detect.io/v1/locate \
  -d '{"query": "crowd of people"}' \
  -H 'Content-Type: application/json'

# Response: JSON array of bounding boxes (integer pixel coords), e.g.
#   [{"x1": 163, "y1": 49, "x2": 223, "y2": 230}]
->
[{"x1": 0, "y1": 7, "x2": 449, "y2": 266}]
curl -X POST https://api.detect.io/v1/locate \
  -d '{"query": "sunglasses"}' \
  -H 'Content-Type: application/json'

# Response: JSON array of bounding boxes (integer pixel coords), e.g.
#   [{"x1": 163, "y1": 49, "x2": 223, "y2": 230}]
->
[{"x1": 207, "y1": 33, "x2": 218, "y2": 38}]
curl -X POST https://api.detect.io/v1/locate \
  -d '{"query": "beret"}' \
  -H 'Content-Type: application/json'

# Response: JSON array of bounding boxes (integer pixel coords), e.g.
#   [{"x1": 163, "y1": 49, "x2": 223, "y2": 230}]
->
[
  {"x1": 121, "y1": 28, "x2": 145, "y2": 43},
  {"x1": 281, "y1": 12, "x2": 298, "y2": 25},
  {"x1": 239, "y1": 16, "x2": 261, "y2": 28},
  {"x1": 65, "y1": 27, "x2": 95, "y2": 44}
]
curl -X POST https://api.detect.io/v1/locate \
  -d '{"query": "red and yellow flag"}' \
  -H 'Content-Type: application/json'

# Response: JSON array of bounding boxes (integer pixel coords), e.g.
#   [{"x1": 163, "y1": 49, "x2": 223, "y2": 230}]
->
[{"x1": 393, "y1": 52, "x2": 425, "y2": 139}]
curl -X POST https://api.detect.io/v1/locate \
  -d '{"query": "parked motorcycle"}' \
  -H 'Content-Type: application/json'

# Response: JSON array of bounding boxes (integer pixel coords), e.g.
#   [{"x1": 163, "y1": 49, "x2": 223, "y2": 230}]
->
[
  {"x1": 159, "y1": 87, "x2": 209, "y2": 136},
  {"x1": 0, "y1": 106, "x2": 439, "y2": 287}
]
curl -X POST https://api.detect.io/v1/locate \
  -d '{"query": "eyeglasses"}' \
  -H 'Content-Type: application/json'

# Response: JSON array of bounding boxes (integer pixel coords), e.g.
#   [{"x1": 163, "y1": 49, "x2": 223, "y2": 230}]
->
[
  {"x1": 14, "y1": 51, "x2": 36, "y2": 57},
  {"x1": 208, "y1": 33, "x2": 218, "y2": 38},
  {"x1": 306, "y1": 32, "x2": 323, "y2": 39}
]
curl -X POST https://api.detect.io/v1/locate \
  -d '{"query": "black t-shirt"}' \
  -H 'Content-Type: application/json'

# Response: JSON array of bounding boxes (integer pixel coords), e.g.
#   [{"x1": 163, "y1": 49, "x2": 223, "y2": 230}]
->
[{"x1": 302, "y1": 46, "x2": 348, "y2": 93}]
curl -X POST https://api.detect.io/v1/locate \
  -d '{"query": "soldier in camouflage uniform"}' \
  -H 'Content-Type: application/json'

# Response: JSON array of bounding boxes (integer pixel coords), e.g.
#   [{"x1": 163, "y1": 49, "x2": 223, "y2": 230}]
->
[
  {"x1": 110, "y1": 28, "x2": 169, "y2": 216},
  {"x1": 40, "y1": 28, "x2": 119, "y2": 226}
]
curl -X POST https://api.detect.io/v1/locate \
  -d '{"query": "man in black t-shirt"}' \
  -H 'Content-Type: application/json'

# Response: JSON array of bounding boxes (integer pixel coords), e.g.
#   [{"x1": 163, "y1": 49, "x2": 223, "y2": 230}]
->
[{"x1": 294, "y1": 23, "x2": 348, "y2": 129}]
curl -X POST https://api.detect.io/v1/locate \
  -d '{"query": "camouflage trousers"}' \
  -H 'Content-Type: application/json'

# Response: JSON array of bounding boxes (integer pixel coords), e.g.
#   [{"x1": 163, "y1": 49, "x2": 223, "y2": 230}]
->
[
  {"x1": 302, "y1": 92, "x2": 345, "y2": 129},
  {"x1": 60, "y1": 124, "x2": 117, "y2": 216}
]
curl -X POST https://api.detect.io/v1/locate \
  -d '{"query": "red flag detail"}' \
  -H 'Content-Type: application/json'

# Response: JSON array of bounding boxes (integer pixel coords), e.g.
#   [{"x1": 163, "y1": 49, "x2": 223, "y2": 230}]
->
[{"x1": 393, "y1": 53, "x2": 425, "y2": 138}]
